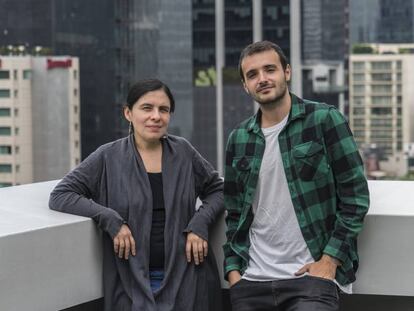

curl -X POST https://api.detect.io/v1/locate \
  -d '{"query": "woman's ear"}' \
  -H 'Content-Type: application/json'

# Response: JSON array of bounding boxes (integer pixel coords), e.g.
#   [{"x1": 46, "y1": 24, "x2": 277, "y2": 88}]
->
[{"x1": 124, "y1": 106, "x2": 131, "y2": 122}]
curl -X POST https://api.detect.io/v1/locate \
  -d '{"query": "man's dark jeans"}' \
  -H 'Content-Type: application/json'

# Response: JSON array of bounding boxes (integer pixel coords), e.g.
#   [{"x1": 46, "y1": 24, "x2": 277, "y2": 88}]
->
[{"x1": 230, "y1": 276, "x2": 339, "y2": 311}]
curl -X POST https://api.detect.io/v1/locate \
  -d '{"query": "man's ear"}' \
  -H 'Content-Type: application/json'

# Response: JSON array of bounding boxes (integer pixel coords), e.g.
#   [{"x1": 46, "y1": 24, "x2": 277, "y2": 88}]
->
[
  {"x1": 285, "y1": 64, "x2": 292, "y2": 82},
  {"x1": 242, "y1": 81, "x2": 249, "y2": 94}
]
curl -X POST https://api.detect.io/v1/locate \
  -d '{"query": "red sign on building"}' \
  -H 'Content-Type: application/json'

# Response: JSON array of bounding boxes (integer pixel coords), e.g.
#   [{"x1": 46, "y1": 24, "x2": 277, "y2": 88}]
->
[{"x1": 47, "y1": 58, "x2": 72, "y2": 70}]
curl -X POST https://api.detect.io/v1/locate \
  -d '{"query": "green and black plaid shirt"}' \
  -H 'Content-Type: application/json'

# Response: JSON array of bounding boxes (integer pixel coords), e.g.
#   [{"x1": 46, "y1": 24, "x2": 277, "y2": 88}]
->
[{"x1": 223, "y1": 93, "x2": 369, "y2": 286}]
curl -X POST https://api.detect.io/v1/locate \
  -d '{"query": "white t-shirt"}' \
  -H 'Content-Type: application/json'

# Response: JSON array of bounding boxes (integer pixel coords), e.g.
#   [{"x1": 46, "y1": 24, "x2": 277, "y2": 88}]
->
[{"x1": 242, "y1": 115, "x2": 351, "y2": 293}]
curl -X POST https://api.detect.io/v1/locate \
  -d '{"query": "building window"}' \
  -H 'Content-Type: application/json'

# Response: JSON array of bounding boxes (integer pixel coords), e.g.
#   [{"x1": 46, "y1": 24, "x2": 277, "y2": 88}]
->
[
  {"x1": 0, "y1": 108, "x2": 11, "y2": 116},
  {"x1": 0, "y1": 164, "x2": 12, "y2": 173},
  {"x1": 371, "y1": 85, "x2": 392, "y2": 93},
  {"x1": 0, "y1": 145, "x2": 12, "y2": 154},
  {"x1": 353, "y1": 62, "x2": 364, "y2": 70},
  {"x1": 371, "y1": 61, "x2": 391, "y2": 70},
  {"x1": 23, "y1": 70, "x2": 32, "y2": 80},
  {"x1": 14, "y1": 108, "x2": 19, "y2": 117},
  {"x1": 73, "y1": 70, "x2": 78, "y2": 80},
  {"x1": 15, "y1": 164, "x2": 20, "y2": 173},
  {"x1": 371, "y1": 119, "x2": 392, "y2": 127},
  {"x1": 15, "y1": 127, "x2": 19, "y2": 135},
  {"x1": 15, "y1": 146, "x2": 20, "y2": 154},
  {"x1": 0, "y1": 70, "x2": 10, "y2": 79},
  {"x1": 75, "y1": 158, "x2": 80, "y2": 165},
  {"x1": 74, "y1": 89, "x2": 78, "y2": 96},
  {"x1": 14, "y1": 89, "x2": 18, "y2": 98},
  {"x1": 0, "y1": 182, "x2": 12, "y2": 187},
  {"x1": 74, "y1": 106, "x2": 78, "y2": 114},
  {"x1": 353, "y1": 96, "x2": 365, "y2": 105},
  {"x1": 371, "y1": 107, "x2": 392, "y2": 115},
  {"x1": 13, "y1": 70, "x2": 18, "y2": 80},
  {"x1": 397, "y1": 73, "x2": 402, "y2": 81},
  {"x1": 0, "y1": 127, "x2": 11, "y2": 135},
  {"x1": 353, "y1": 74, "x2": 365, "y2": 82},
  {"x1": 371, "y1": 96, "x2": 392, "y2": 105},
  {"x1": 75, "y1": 140, "x2": 79, "y2": 148},
  {"x1": 353, "y1": 119, "x2": 365, "y2": 127},
  {"x1": 371, "y1": 73, "x2": 392, "y2": 81},
  {"x1": 353, "y1": 108, "x2": 365, "y2": 115},
  {"x1": 353, "y1": 85, "x2": 365, "y2": 94},
  {"x1": 74, "y1": 123, "x2": 79, "y2": 131},
  {"x1": 0, "y1": 89, "x2": 11, "y2": 98},
  {"x1": 396, "y1": 61, "x2": 402, "y2": 70},
  {"x1": 354, "y1": 130, "x2": 365, "y2": 138}
]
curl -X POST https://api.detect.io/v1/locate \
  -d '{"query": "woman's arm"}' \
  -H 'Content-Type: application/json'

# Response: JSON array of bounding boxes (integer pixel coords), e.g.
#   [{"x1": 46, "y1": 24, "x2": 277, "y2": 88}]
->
[
  {"x1": 49, "y1": 148, "x2": 124, "y2": 239},
  {"x1": 184, "y1": 147, "x2": 224, "y2": 242}
]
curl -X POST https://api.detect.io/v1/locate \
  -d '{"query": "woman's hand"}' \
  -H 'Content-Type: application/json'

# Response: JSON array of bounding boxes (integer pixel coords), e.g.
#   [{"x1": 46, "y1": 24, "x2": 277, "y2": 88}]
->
[
  {"x1": 113, "y1": 224, "x2": 136, "y2": 260},
  {"x1": 186, "y1": 232, "x2": 208, "y2": 265}
]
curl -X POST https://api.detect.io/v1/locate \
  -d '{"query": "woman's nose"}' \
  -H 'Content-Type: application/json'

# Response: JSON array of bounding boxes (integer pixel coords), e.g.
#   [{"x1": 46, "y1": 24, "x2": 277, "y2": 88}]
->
[{"x1": 151, "y1": 109, "x2": 161, "y2": 120}]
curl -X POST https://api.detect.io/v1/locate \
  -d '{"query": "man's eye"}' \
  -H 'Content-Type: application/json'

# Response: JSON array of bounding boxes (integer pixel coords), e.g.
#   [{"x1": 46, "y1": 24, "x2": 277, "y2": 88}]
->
[{"x1": 246, "y1": 73, "x2": 256, "y2": 79}]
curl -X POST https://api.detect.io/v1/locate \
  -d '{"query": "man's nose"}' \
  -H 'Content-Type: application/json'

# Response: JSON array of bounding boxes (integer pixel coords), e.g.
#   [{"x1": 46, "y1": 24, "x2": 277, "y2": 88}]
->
[{"x1": 258, "y1": 71, "x2": 268, "y2": 83}]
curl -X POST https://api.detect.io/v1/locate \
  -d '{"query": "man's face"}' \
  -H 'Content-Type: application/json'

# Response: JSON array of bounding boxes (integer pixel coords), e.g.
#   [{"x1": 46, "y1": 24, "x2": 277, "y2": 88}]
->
[{"x1": 241, "y1": 50, "x2": 291, "y2": 106}]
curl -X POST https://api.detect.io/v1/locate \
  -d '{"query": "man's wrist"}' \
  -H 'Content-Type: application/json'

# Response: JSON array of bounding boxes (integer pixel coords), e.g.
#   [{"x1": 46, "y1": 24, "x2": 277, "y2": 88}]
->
[{"x1": 321, "y1": 254, "x2": 341, "y2": 267}]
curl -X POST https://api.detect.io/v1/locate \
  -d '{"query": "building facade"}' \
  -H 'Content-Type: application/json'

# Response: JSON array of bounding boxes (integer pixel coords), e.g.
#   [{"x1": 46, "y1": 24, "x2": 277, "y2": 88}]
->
[
  {"x1": 349, "y1": 44, "x2": 414, "y2": 177},
  {"x1": 301, "y1": 0, "x2": 349, "y2": 113},
  {"x1": 192, "y1": 0, "x2": 291, "y2": 167},
  {"x1": 0, "y1": 56, "x2": 80, "y2": 187}
]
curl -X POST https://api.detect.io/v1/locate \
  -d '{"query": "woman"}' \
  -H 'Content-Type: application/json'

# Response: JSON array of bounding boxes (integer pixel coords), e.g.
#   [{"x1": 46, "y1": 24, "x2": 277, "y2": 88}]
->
[{"x1": 49, "y1": 79, "x2": 224, "y2": 311}]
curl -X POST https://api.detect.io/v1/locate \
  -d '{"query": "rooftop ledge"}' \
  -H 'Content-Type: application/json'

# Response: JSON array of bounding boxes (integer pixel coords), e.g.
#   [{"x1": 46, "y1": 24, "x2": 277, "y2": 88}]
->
[{"x1": 1, "y1": 180, "x2": 414, "y2": 310}]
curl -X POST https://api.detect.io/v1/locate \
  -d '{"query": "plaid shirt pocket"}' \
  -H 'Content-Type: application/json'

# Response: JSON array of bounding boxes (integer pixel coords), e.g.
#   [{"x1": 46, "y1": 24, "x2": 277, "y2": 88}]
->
[{"x1": 293, "y1": 141, "x2": 329, "y2": 181}]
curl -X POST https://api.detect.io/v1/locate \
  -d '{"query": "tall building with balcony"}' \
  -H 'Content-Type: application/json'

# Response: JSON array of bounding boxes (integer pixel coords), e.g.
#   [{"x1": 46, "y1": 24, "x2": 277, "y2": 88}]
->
[
  {"x1": 0, "y1": 56, "x2": 80, "y2": 187},
  {"x1": 349, "y1": 44, "x2": 414, "y2": 177}
]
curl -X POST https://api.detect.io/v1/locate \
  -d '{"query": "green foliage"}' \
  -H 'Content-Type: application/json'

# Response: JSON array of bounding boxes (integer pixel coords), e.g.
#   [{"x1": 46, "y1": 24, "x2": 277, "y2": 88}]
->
[
  {"x1": 352, "y1": 44, "x2": 375, "y2": 54},
  {"x1": 398, "y1": 172, "x2": 414, "y2": 180},
  {"x1": 398, "y1": 48, "x2": 414, "y2": 54}
]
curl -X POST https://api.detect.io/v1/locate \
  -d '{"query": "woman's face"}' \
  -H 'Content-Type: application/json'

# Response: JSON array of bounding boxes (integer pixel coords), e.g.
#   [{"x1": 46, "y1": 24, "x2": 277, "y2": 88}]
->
[{"x1": 124, "y1": 89, "x2": 171, "y2": 144}]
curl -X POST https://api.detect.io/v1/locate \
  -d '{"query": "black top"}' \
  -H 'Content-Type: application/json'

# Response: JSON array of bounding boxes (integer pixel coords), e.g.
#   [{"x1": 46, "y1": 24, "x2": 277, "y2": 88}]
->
[{"x1": 148, "y1": 172, "x2": 165, "y2": 269}]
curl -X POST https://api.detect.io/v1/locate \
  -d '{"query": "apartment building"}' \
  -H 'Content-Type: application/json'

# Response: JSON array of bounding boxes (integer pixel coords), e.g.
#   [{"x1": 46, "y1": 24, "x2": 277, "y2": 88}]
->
[
  {"x1": 349, "y1": 44, "x2": 414, "y2": 177},
  {"x1": 0, "y1": 56, "x2": 80, "y2": 187}
]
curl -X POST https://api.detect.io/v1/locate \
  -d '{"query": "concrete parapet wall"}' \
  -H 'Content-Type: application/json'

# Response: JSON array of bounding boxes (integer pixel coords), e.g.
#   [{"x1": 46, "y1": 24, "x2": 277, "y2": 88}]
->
[{"x1": 0, "y1": 180, "x2": 414, "y2": 310}]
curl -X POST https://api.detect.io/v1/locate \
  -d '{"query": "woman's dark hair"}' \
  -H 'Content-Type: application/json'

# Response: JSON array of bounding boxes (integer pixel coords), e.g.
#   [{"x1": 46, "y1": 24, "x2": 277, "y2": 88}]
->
[
  {"x1": 238, "y1": 40, "x2": 289, "y2": 82},
  {"x1": 126, "y1": 79, "x2": 175, "y2": 113}
]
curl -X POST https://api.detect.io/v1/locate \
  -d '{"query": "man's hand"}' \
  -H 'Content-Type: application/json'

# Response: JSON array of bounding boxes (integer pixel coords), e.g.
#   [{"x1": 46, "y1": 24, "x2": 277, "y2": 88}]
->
[
  {"x1": 113, "y1": 224, "x2": 136, "y2": 260},
  {"x1": 228, "y1": 270, "x2": 242, "y2": 287},
  {"x1": 295, "y1": 254, "x2": 340, "y2": 280},
  {"x1": 186, "y1": 232, "x2": 208, "y2": 265}
]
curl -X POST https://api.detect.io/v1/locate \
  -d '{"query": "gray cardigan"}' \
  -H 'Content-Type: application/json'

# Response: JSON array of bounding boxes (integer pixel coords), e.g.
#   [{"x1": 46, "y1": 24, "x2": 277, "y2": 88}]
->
[{"x1": 49, "y1": 134, "x2": 224, "y2": 311}]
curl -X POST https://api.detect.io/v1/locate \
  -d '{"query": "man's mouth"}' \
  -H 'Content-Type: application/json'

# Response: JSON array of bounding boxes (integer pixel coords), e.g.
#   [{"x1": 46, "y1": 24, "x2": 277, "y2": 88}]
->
[{"x1": 257, "y1": 85, "x2": 273, "y2": 93}]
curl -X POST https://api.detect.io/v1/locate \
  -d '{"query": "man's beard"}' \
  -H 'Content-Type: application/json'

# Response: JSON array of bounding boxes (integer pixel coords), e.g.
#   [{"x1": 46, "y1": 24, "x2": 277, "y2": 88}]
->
[{"x1": 255, "y1": 82, "x2": 288, "y2": 106}]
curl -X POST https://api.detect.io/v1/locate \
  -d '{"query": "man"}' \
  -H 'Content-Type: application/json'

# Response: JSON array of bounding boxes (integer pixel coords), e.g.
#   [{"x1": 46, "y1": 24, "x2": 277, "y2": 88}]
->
[{"x1": 223, "y1": 41, "x2": 369, "y2": 311}]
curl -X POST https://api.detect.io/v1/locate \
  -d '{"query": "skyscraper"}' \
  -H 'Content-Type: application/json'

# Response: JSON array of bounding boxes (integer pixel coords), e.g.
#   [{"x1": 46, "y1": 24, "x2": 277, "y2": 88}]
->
[
  {"x1": 350, "y1": 0, "x2": 414, "y2": 45},
  {"x1": 192, "y1": 0, "x2": 291, "y2": 166},
  {"x1": 0, "y1": 0, "x2": 193, "y2": 159},
  {"x1": 300, "y1": 0, "x2": 349, "y2": 113}
]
